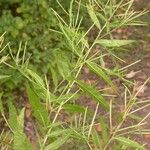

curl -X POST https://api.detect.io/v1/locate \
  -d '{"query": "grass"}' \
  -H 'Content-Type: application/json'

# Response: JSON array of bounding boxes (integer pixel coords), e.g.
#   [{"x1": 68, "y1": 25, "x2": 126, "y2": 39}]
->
[{"x1": 0, "y1": 0, "x2": 150, "y2": 150}]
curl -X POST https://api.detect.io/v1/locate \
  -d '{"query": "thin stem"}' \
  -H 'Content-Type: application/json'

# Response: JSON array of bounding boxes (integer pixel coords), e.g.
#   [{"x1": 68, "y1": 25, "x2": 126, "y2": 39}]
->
[{"x1": 88, "y1": 103, "x2": 99, "y2": 138}]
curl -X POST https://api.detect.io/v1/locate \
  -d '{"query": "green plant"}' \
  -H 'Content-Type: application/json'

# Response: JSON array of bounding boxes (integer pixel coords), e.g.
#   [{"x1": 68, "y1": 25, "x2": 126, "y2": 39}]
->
[
  {"x1": 0, "y1": 0, "x2": 73, "y2": 91},
  {"x1": 0, "y1": 0, "x2": 149, "y2": 150}
]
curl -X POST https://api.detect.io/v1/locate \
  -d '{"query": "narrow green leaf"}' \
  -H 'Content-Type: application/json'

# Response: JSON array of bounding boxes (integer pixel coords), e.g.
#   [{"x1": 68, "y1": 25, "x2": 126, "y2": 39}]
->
[
  {"x1": 13, "y1": 108, "x2": 33, "y2": 150},
  {"x1": 0, "y1": 92, "x2": 4, "y2": 114},
  {"x1": 44, "y1": 134, "x2": 70, "y2": 150},
  {"x1": 97, "y1": 13, "x2": 106, "y2": 23},
  {"x1": 87, "y1": 62, "x2": 116, "y2": 91},
  {"x1": 91, "y1": 128, "x2": 102, "y2": 150},
  {"x1": 0, "y1": 56, "x2": 8, "y2": 64},
  {"x1": 50, "y1": 93, "x2": 79, "y2": 103},
  {"x1": 26, "y1": 84, "x2": 49, "y2": 126},
  {"x1": 0, "y1": 75, "x2": 10, "y2": 80},
  {"x1": 14, "y1": 132, "x2": 33, "y2": 150},
  {"x1": 48, "y1": 129, "x2": 71, "y2": 137},
  {"x1": 8, "y1": 101, "x2": 18, "y2": 131},
  {"x1": 64, "y1": 104, "x2": 86, "y2": 113},
  {"x1": 56, "y1": 52, "x2": 71, "y2": 78},
  {"x1": 112, "y1": 143, "x2": 123, "y2": 150},
  {"x1": 128, "y1": 114, "x2": 142, "y2": 121},
  {"x1": 114, "y1": 136, "x2": 146, "y2": 150},
  {"x1": 50, "y1": 67, "x2": 58, "y2": 88},
  {"x1": 45, "y1": 122, "x2": 63, "y2": 130},
  {"x1": 17, "y1": 108, "x2": 25, "y2": 132},
  {"x1": 95, "y1": 39, "x2": 135, "y2": 47},
  {"x1": 99, "y1": 116, "x2": 108, "y2": 144},
  {"x1": 87, "y1": 4, "x2": 101, "y2": 29},
  {"x1": 75, "y1": 80, "x2": 109, "y2": 110},
  {"x1": 26, "y1": 69, "x2": 45, "y2": 88}
]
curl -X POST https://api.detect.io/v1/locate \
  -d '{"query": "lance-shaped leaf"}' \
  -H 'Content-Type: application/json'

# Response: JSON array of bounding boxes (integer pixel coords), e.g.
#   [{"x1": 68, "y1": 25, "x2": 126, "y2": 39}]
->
[
  {"x1": 0, "y1": 93, "x2": 4, "y2": 114},
  {"x1": 91, "y1": 128, "x2": 102, "y2": 150},
  {"x1": 64, "y1": 104, "x2": 86, "y2": 113},
  {"x1": 0, "y1": 75, "x2": 10, "y2": 80},
  {"x1": 8, "y1": 103, "x2": 32, "y2": 150},
  {"x1": 26, "y1": 84, "x2": 49, "y2": 126},
  {"x1": 13, "y1": 108, "x2": 33, "y2": 150},
  {"x1": 99, "y1": 116, "x2": 108, "y2": 144},
  {"x1": 8, "y1": 101, "x2": 18, "y2": 131},
  {"x1": 75, "y1": 80, "x2": 109, "y2": 110},
  {"x1": 44, "y1": 134, "x2": 70, "y2": 150},
  {"x1": 114, "y1": 136, "x2": 146, "y2": 150},
  {"x1": 87, "y1": 4, "x2": 101, "y2": 29},
  {"x1": 87, "y1": 62, "x2": 116, "y2": 91},
  {"x1": 95, "y1": 39, "x2": 135, "y2": 47}
]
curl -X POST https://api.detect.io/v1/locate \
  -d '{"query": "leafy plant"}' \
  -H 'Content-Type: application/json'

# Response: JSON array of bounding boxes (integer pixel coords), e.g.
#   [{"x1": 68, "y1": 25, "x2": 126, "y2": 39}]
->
[{"x1": 0, "y1": 0, "x2": 149, "y2": 150}]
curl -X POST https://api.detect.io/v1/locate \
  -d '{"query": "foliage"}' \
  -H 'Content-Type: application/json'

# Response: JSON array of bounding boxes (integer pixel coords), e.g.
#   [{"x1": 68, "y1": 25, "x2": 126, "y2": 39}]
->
[{"x1": 0, "y1": 0, "x2": 72, "y2": 90}]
